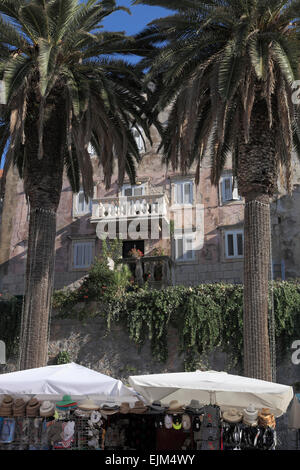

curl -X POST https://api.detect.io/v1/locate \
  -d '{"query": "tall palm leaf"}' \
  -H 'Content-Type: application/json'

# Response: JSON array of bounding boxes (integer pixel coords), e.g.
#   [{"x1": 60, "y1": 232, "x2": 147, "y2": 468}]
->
[
  {"x1": 134, "y1": 0, "x2": 300, "y2": 381},
  {"x1": 0, "y1": 0, "x2": 155, "y2": 370}
]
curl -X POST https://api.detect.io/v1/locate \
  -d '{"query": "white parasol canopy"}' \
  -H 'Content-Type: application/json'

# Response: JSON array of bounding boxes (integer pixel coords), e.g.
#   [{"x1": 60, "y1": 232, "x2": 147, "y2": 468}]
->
[
  {"x1": 0, "y1": 362, "x2": 138, "y2": 403},
  {"x1": 129, "y1": 370, "x2": 294, "y2": 417}
]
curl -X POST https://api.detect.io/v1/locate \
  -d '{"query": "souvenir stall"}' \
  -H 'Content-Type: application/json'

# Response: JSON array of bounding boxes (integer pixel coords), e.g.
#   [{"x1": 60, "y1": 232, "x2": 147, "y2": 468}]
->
[
  {"x1": 0, "y1": 366, "x2": 295, "y2": 451},
  {"x1": 0, "y1": 362, "x2": 139, "y2": 450},
  {"x1": 128, "y1": 370, "x2": 294, "y2": 450}
]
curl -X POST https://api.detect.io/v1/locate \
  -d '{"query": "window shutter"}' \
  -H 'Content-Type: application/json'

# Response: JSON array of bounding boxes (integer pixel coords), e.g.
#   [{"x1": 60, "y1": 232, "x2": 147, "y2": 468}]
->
[
  {"x1": 176, "y1": 238, "x2": 184, "y2": 260},
  {"x1": 78, "y1": 192, "x2": 85, "y2": 213},
  {"x1": 186, "y1": 238, "x2": 194, "y2": 259},
  {"x1": 223, "y1": 178, "x2": 232, "y2": 201},
  {"x1": 74, "y1": 242, "x2": 93, "y2": 268},
  {"x1": 124, "y1": 187, "x2": 133, "y2": 196},
  {"x1": 236, "y1": 233, "x2": 244, "y2": 256},
  {"x1": 176, "y1": 184, "x2": 182, "y2": 204},
  {"x1": 184, "y1": 182, "x2": 192, "y2": 204},
  {"x1": 226, "y1": 234, "x2": 234, "y2": 256}
]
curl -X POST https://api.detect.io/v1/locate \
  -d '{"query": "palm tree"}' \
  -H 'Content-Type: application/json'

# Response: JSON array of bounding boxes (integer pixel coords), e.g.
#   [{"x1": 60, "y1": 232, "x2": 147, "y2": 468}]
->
[
  {"x1": 133, "y1": 0, "x2": 300, "y2": 381},
  {"x1": 0, "y1": 0, "x2": 155, "y2": 370}
]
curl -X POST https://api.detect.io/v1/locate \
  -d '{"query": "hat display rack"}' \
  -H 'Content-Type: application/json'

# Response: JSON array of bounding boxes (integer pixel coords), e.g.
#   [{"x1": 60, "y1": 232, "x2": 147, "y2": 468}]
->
[{"x1": 0, "y1": 394, "x2": 280, "y2": 451}]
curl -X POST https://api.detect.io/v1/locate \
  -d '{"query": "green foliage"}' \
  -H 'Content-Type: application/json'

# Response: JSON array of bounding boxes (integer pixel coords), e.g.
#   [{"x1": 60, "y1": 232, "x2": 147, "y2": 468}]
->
[
  {"x1": 102, "y1": 238, "x2": 123, "y2": 263},
  {"x1": 56, "y1": 350, "x2": 71, "y2": 365},
  {"x1": 53, "y1": 256, "x2": 131, "y2": 312},
  {"x1": 106, "y1": 282, "x2": 300, "y2": 370},
  {"x1": 3, "y1": 281, "x2": 300, "y2": 370}
]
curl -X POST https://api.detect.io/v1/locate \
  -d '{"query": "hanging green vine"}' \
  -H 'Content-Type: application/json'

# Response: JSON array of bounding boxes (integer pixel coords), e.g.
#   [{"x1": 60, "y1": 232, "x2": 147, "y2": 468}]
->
[
  {"x1": 2, "y1": 281, "x2": 300, "y2": 370},
  {"x1": 104, "y1": 281, "x2": 300, "y2": 370}
]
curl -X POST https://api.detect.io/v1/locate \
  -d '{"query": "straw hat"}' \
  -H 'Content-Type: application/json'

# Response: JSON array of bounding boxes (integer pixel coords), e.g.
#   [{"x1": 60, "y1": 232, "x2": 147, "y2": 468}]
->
[
  {"x1": 26, "y1": 398, "x2": 41, "y2": 417},
  {"x1": 258, "y1": 408, "x2": 276, "y2": 429},
  {"x1": 222, "y1": 408, "x2": 243, "y2": 424},
  {"x1": 40, "y1": 401, "x2": 55, "y2": 417},
  {"x1": 78, "y1": 399, "x2": 99, "y2": 411},
  {"x1": 120, "y1": 402, "x2": 130, "y2": 414},
  {"x1": 243, "y1": 404, "x2": 258, "y2": 426},
  {"x1": 100, "y1": 403, "x2": 120, "y2": 415},
  {"x1": 167, "y1": 400, "x2": 185, "y2": 414},
  {"x1": 130, "y1": 400, "x2": 148, "y2": 414},
  {"x1": 0, "y1": 395, "x2": 14, "y2": 417},
  {"x1": 13, "y1": 398, "x2": 26, "y2": 417},
  {"x1": 74, "y1": 408, "x2": 92, "y2": 418}
]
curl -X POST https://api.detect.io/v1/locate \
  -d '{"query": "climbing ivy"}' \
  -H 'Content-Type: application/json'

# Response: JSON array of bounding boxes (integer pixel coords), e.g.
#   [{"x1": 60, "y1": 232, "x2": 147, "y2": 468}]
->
[
  {"x1": 106, "y1": 282, "x2": 300, "y2": 370},
  {"x1": 3, "y1": 282, "x2": 300, "y2": 371}
]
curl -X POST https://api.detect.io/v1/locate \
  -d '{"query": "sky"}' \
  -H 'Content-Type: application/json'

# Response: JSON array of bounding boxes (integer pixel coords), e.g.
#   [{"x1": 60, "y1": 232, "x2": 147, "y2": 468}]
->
[{"x1": 102, "y1": 1, "x2": 170, "y2": 36}]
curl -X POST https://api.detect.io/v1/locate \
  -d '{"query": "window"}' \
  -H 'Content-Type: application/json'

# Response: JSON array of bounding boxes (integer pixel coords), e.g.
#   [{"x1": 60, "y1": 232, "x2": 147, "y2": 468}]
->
[
  {"x1": 73, "y1": 241, "x2": 94, "y2": 269},
  {"x1": 175, "y1": 234, "x2": 195, "y2": 262},
  {"x1": 121, "y1": 183, "x2": 145, "y2": 197},
  {"x1": 132, "y1": 127, "x2": 145, "y2": 152},
  {"x1": 220, "y1": 175, "x2": 240, "y2": 203},
  {"x1": 88, "y1": 143, "x2": 95, "y2": 155},
  {"x1": 174, "y1": 181, "x2": 193, "y2": 205},
  {"x1": 225, "y1": 230, "x2": 244, "y2": 258},
  {"x1": 74, "y1": 189, "x2": 92, "y2": 216}
]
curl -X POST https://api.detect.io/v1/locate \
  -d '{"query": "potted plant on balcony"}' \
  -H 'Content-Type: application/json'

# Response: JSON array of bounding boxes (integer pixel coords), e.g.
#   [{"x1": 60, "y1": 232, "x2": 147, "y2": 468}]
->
[{"x1": 128, "y1": 248, "x2": 144, "y2": 259}]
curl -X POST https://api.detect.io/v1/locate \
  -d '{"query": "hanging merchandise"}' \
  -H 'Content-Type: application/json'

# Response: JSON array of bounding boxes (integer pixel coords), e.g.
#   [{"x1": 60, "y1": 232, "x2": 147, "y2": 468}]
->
[
  {"x1": 288, "y1": 395, "x2": 300, "y2": 429},
  {"x1": 164, "y1": 415, "x2": 173, "y2": 430},
  {"x1": 172, "y1": 415, "x2": 182, "y2": 430},
  {"x1": 198, "y1": 405, "x2": 221, "y2": 451}
]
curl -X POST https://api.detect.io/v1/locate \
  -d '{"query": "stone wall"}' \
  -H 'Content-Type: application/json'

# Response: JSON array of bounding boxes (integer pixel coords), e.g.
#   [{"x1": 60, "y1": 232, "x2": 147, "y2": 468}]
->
[{"x1": 2, "y1": 305, "x2": 299, "y2": 450}]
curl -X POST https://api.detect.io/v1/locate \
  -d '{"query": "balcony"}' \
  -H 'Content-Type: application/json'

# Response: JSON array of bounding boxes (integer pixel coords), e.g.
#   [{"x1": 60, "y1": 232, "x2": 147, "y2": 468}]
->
[
  {"x1": 91, "y1": 193, "x2": 169, "y2": 223},
  {"x1": 119, "y1": 255, "x2": 174, "y2": 288}
]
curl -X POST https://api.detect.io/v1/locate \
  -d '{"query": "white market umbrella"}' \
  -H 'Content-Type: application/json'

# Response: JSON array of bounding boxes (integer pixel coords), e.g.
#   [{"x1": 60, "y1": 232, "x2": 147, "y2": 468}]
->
[
  {"x1": 129, "y1": 370, "x2": 294, "y2": 417},
  {"x1": 0, "y1": 362, "x2": 137, "y2": 403}
]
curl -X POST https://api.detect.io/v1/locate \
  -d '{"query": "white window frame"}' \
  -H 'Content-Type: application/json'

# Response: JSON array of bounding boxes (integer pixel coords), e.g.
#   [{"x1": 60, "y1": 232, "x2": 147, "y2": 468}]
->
[
  {"x1": 72, "y1": 240, "x2": 95, "y2": 269},
  {"x1": 174, "y1": 233, "x2": 196, "y2": 262},
  {"x1": 132, "y1": 126, "x2": 145, "y2": 152},
  {"x1": 73, "y1": 189, "x2": 92, "y2": 216},
  {"x1": 220, "y1": 175, "x2": 240, "y2": 203},
  {"x1": 173, "y1": 180, "x2": 193, "y2": 205},
  {"x1": 121, "y1": 183, "x2": 146, "y2": 197},
  {"x1": 225, "y1": 229, "x2": 244, "y2": 259},
  {"x1": 88, "y1": 143, "x2": 96, "y2": 155}
]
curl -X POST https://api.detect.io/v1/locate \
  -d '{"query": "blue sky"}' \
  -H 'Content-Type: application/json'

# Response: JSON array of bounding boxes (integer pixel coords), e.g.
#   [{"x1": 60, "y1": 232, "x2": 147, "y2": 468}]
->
[{"x1": 102, "y1": 1, "x2": 170, "y2": 36}]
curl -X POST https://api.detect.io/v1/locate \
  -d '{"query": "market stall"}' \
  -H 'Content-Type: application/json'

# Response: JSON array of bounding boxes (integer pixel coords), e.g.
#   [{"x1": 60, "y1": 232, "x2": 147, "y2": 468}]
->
[
  {"x1": 0, "y1": 366, "x2": 295, "y2": 450},
  {"x1": 0, "y1": 362, "x2": 140, "y2": 450},
  {"x1": 127, "y1": 370, "x2": 294, "y2": 450}
]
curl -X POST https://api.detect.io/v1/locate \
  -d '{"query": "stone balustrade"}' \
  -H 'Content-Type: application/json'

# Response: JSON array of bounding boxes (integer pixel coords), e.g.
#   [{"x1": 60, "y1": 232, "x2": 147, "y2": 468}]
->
[{"x1": 91, "y1": 194, "x2": 169, "y2": 221}]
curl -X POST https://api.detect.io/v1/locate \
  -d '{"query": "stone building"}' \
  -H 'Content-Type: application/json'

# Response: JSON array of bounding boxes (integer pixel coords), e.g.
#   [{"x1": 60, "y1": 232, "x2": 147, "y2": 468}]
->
[{"x1": 1, "y1": 113, "x2": 300, "y2": 295}]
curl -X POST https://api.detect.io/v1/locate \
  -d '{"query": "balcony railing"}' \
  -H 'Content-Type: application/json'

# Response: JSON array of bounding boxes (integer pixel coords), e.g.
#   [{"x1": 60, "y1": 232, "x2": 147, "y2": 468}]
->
[
  {"x1": 91, "y1": 193, "x2": 169, "y2": 222},
  {"x1": 119, "y1": 255, "x2": 174, "y2": 288}
]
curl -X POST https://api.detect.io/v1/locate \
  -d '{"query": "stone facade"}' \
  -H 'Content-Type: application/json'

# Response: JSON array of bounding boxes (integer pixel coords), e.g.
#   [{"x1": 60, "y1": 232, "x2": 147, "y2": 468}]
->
[{"x1": 1, "y1": 113, "x2": 300, "y2": 294}]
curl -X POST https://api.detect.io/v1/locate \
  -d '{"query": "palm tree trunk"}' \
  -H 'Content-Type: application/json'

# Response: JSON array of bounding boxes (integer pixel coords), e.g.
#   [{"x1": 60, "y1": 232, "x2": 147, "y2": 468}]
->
[
  {"x1": 238, "y1": 97, "x2": 278, "y2": 382},
  {"x1": 18, "y1": 87, "x2": 66, "y2": 370},
  {"x1": 19, "y1": 208, "x2": 57, "y2": 369},
  {"x1": 243, "y1": 193, "x2": 272, "y2": 381}
]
